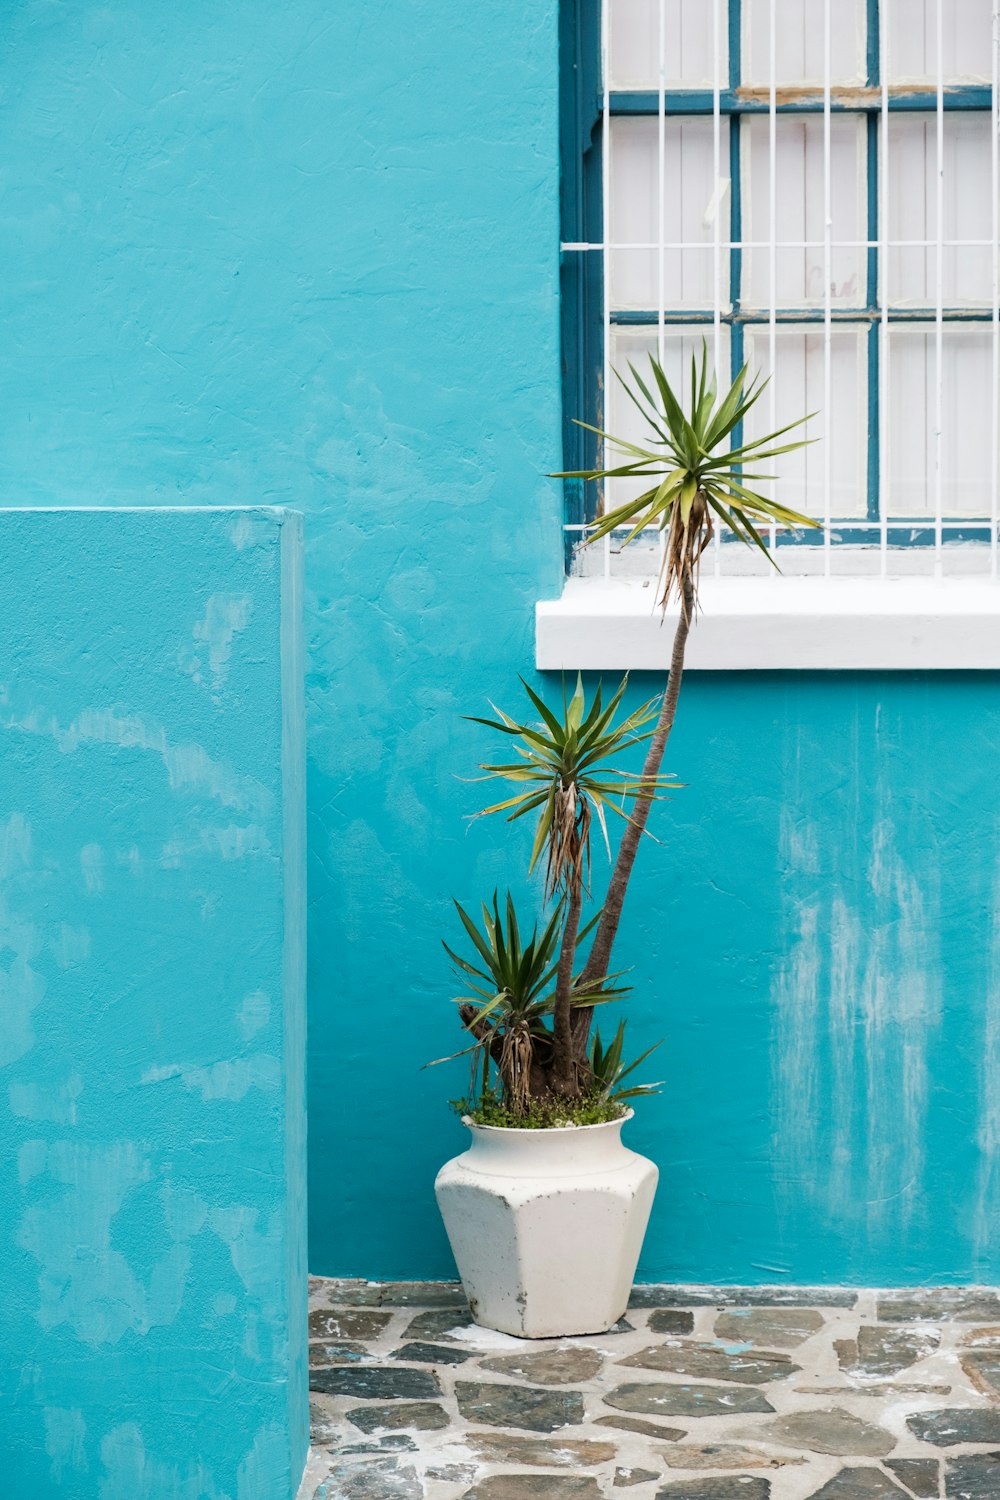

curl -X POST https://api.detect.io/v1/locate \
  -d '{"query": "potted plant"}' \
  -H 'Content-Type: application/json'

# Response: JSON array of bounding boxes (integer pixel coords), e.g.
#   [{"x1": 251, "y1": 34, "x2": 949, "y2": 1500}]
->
[{"x1": 435, "y1": 348, "x2": 815, "y2": 1337}]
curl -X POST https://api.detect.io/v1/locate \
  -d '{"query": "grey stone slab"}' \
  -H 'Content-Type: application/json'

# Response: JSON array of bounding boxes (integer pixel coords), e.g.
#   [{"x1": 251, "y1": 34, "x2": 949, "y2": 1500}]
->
[
  {"x1": 960, "y1": 1326, "x2": 1000, "y2": 1348},
  {"x1": 877, "y1": 1290, "x2": 1000, "y2": 1323},
  {"x1": 427, "y1": 1466, "x2": 478, "y2": 1483},
  {"x1": 655, "y1": 1480, "x2": 771, "y2": 1499},
  {"x1": 379, "y1": 1282, "x2": 467, "y2": 1307},
  {"x1": 321, "y1": 1460, "x2": 422, "y2": 1500},
  {"x1": 797, "y1": 1385, "x2": 951, "y2": 1397},
  {"x1": 309, "y1": 1398, "x2": 344, "y2": 1449},
  {"x1": 344, "y1": 1402, "x2": 451, "y2": 1434},
  {"x1": 615, "y1": 1469, "x2": 662, "y2": 1488},
  {"x1": 467, "y1": 1433, "x2": 616, "y2": 1467},
  {"x1": 318, "y1": 1279, "x2": 384, "y2": 1306},
  {"x1": 390, "y1": 1341, "x2": 474, "y2": 1365},
  {"x1": 836, "y1": 1326, "x2": 940, "y2": 1377},
  {"x1": 739, "y1": 1410, "x2": 895, "y2": 1457},
  {"x1": 309, "y1": 1339, "x2": 368, "y2": 1365},
  {"x1": 309, "y1": 1308, "x2": 393, "y2": 1341},
  {"x1": 945, "y1": 1453, "x2": 1000, "y2": 1498},
  {"x1": 479, "y1": 1348, "x2": 604, "y2": 1385},
  {"x1": 617, "y1": 1344, "x2": 798, "y2": 1385},
  {"x1": 959, "y1": 1349, "x2": 1000, "y2": 1398},
  {"x1": 461, "y1": 1479, "x2": 603, "y2": 1500},
  {"x1": 649, "y1": 1310, "x2": 696, "y2": 1335},
  {"x1": 885, "y1": 1460, "x2": 940, "y2": 1498},
  {"x1": 339, "y1": 1437, "x2": 419, "y2": 1455},
  {"x1": 455, "y1": 1380, "x2": 585, "y2": 1433},
  {"x1": 907, "y1": 1409, "x2": 1000, "y2": 1446},
  {"x1": 309, "y1": 1367, "x2": 441, "y2": 1400},
  {"x1": 320, "y1": 1279, "x2": 465, "y2": 1307},
  {"x1": 714, "y1": 1307, "x2": 826, "y2": 1349},
  {"x1": 660, "y1": 1446, "x2": 804, "y2": 1470},
  {"x1": 402, "y1": 1308, "x2": 475, "y2": 1341},
  {"x1": 596, "y1": 1415, "x2": 688, "y2": 1441},
  {"x1": 806, "y1": 1470, "x2": 909, "y2": 1499},
  {"x1": 630, "y1": 1288, "x2": 856, "y2": 1309},
  {"x1": 604, "y1": 1383, "x2": 775, "y2": 1418}
]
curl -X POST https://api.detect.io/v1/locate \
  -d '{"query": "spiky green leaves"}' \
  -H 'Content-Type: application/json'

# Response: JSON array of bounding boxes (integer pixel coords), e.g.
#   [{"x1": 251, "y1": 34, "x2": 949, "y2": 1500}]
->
[
  {"x1": 470, "y1": 675, "x2": 680, "y2": 900},
  {"x1": 444, "y1": 893, "x2": 565, "y2": 1029},
  {"x1": 436, "y1": 893, "x2": 625, "y2": 1108},
  {"x1": 554, "y1": 344, "x2": 818, "y2": 607},
  {"x1": 589, "y1": 1020, "x2": 663, "y2": 1103}
]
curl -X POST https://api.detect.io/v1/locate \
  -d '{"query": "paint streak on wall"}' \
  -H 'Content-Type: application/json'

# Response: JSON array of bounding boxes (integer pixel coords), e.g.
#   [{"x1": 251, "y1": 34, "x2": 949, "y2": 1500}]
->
[
  {"x1": 771, "y1": 704, "x2": 944, "y2": 1270},
  {"x1": 975, "y1": 853, "x2": 1000, "y2": 1269}
]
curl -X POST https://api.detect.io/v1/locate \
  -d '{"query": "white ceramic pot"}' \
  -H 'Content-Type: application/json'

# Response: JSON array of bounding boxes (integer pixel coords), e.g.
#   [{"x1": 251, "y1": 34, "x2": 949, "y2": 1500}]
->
[{"x1": 434, "y1": 1110, "x2": 658, "y2": 1338}]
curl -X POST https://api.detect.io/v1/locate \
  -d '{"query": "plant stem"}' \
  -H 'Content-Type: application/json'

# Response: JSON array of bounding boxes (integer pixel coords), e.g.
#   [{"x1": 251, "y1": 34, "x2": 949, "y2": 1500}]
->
[
  {"x1": 551, "y1": 864, "x2": 584, "y2": 1096},
  {"x1": 573, "y1": 572, "x2": 695, "y2": 1047}
]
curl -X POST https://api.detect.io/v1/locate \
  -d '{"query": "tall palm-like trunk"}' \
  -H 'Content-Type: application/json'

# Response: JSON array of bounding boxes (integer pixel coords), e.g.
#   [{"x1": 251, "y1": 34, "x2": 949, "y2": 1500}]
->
[
  {"x1": 571, "y1": 572, "x2": 696, "y2": 1053},
  {"x1": 550, "y1": 870, "x2": 584, "y2": 1096}
]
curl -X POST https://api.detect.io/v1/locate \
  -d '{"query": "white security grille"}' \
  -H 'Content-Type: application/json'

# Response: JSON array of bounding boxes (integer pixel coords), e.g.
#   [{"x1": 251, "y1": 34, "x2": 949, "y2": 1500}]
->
[{"x1": 562, "y1": 0, "x2": 1000, "y2": 582}]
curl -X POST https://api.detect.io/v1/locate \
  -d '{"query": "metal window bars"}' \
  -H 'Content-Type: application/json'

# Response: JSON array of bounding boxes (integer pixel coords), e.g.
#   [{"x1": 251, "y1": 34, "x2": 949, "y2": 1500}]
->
[{"x1": 562, "y1": 0, "x2": 1000, "y2": 583}]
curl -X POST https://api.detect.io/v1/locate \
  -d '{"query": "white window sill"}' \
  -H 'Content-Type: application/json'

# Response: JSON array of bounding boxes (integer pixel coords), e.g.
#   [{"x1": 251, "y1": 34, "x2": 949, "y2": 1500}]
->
[{"x1": 535, "y1": 576, "x2": 1000, "y2": 671}]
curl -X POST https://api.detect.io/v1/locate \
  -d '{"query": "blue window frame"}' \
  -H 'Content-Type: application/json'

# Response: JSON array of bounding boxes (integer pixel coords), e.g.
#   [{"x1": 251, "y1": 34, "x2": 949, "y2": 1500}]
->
[{"x1": 560, "y1": 0, "x2": 998, "y2": 553}]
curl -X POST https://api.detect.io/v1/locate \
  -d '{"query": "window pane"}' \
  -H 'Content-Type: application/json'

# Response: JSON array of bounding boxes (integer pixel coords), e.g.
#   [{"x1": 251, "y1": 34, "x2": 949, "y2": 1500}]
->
[
  {"x1": 886, "y1": 327, "x2": 995, "y2": 517},
  {"x1": 744, "y1": 117, "x2": 866, "y2": 308},
  {"x1": 884, "y1": 115, "x2": 992, "y2": 307},
  {"x1": 606, "y1": 326, "x2": 732, "y2": 508},
  {"x1": 609, "y1": 0, "x2": 727, "y2": 89},
  {"x1": 744, "y1": 0, "x2": 866, "y2": 86},
  {"x1": 884, "y1": 0, "x2": 992, "y2": 83},
  {"x1": 743, "y1": 326, "x2": 868, "y2": 519},
  {"x1": 610, "y1": 117, "x2": 730, "y2": 309}
]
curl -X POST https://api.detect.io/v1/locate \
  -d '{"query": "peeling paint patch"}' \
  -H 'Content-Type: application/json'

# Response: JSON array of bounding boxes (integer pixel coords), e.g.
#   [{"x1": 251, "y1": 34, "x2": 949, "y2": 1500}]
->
[
  {"x1": 18, "y1": 1139, "x2": 47, "y2": 1186},
  {"x1": 238, "y1": 991, "x2": 271, "y2": 1041},
  {"x1": 0, "y1": 701, "x2": 272, "y2": 817},
  {"x1": 141, "y1": 1053, "x2": 280, "y2": 1101},
  {"x1": 45, "y1": 1407, "x2": 87, "y2": 1487},
  {"x1": 18, "y1": 1141, "x2": 193, "y2": 1346},
  {"x1": 0, "y1": 815, "x2": 45, "y2": 1069},
  {"x1": 10, "y1": 1073, "x2": 83, "y2": 1124},
  {"x1": 237, "y1": 1423, "x2": 290, "y2": 1500},
  {"x1": 160, "y1": 823, "x2": 272, "y2": 866},
  {"x1": 182, "y1": 592, "x2": 253, "y2": 694},
  {"x1": 98, "y1": 1422, "x2": 229, "y2": 1500},
  {"x1": 51, "y1": 923, "x2": 91, "y2": 969},
  {"x1": 209, "y1": 1204, "x2": 283, "y2": 1306},
  {"x1": 80, "y1": 843, "x2": 105, "y2": 894}
]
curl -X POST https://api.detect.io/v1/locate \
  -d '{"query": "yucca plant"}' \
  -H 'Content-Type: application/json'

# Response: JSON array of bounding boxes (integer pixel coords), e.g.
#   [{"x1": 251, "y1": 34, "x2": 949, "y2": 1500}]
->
[
  {"x1": 437, "y1": 892, "x2": 624, "y2": 1112},
  {"x1": 469, "y1": 675, "x2": 677, "y2": 1096},
  {"x1": 557, "y1": 348, "x2": 817, "y2": 1018},
  {"x1": 589, "y1": 1021, "x2": 664, "y2": 1104},
  {"x1": 445, "y1": 350, "x2": 816, "y2": 1114}
]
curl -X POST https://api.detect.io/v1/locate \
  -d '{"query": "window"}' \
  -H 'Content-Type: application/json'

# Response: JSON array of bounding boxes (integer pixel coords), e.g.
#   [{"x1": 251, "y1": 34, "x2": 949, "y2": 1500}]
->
[{"x1": 559, "y1": 0, "x2": 1000, "y2": 582}]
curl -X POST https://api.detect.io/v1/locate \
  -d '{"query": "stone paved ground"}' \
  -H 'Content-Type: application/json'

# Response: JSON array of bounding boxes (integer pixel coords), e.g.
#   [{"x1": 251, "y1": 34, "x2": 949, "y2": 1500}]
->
[{"x1": 299, "y1": 1279, "x2": 1000, "y2": 1499}]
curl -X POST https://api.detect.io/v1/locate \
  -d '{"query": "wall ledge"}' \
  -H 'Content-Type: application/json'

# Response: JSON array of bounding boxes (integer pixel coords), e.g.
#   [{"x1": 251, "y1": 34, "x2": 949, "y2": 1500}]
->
[{"x1": 536, "y1": 576, "x2": 1000, "y2": 671}]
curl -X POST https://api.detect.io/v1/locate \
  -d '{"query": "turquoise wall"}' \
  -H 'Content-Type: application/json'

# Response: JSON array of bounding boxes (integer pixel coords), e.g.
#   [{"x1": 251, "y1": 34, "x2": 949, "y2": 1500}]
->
[
  {"x1": 0, "y1": 510, "x2": 307, "y2": 1496},
  {"x1": 1, "y1": 0, "x2": 998, "y2": 1293}
]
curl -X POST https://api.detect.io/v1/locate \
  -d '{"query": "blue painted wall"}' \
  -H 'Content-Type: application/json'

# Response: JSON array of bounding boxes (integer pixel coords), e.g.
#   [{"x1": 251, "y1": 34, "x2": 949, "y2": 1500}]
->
[
  {"x1": 0, "y1": 509, "x2": 307, "y2": 1497},
  {"x1": 0, "y1": 1, "x2": 998, "y2": 1291}
]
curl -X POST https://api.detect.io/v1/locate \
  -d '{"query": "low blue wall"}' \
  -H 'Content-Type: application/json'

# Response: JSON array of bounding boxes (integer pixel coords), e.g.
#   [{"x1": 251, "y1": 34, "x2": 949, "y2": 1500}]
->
[
  {"x1": 0, "y1": 510, "x2": 307, "y2": 1497},
  {"x1": 1, "y1": 0, "x2": 998, "y2": 1291}
]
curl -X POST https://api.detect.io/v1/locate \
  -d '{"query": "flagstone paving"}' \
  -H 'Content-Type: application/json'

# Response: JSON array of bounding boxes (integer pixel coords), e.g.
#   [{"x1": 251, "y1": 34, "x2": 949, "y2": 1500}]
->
[{"x1": 299, "y1": 1279, "x2": 1000, "y2": 1499}]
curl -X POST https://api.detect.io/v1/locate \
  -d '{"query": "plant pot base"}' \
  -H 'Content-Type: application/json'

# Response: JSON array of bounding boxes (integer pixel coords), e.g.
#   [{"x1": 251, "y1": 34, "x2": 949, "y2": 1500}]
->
[{"x1": 435, "y1": 1112, "x2": 657, "y2": 1339}]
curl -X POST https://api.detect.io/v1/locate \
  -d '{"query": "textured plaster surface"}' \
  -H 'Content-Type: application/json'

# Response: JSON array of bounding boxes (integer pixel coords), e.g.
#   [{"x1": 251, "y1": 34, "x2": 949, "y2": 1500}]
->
[
  {"x1": 301, "y1": 1278, "x2": 1000, "y2": 1500},
  {"x1": 1, "y1": 0, "x2": 1000, "y2": 1287},
  {"x1": 0, "y1": 510, "x2": 307, "y2": 1497}
]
